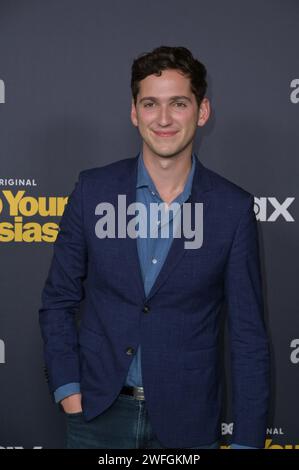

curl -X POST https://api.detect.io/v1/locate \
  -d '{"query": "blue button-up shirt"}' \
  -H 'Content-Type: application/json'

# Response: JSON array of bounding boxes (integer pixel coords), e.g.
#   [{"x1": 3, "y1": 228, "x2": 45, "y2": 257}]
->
[{"x1": 125, "y1": 150, "x2": 195, "y2": 386}]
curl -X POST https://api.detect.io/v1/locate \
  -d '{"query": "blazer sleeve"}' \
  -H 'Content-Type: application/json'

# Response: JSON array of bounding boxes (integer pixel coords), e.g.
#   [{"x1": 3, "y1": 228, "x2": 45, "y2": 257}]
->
[
  {"x1": 39, "y1": 172, "x2": 87, "y2": 393},
  {"x1": 224, "y1": 195, "x2": 270, "y2": 448}
]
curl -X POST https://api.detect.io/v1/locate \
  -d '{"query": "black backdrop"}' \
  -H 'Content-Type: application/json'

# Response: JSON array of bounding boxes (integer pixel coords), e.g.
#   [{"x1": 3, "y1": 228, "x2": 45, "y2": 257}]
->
[{"x1": 0, "y1": 0, "x2": 298, "y2": 449}]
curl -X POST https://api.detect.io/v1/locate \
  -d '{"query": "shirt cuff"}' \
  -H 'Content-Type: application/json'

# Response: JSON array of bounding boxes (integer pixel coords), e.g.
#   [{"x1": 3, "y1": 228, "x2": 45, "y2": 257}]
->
[{"x1": 54, "y1": 383, "x2": 81, "y2": 403}]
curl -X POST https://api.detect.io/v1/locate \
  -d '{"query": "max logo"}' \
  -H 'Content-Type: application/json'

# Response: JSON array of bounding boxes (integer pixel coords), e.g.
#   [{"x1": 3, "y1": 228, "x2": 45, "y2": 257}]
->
[
  {"x1": 0, "y1": 339, "x2": 5, "y2": 364},
  {"x1": 254, "y1": 197, "x2": 295, "y2": 222},
  {"x1": 221, "y1": 422, "x2": 234, "y2": 435},
  {"x1": 290, "y1": 79, "x2": 299, "y2": 104},
  {"x1": 290, "y1": 339, "x2": 299, "y2": 364},
  {"x1": 0, "y1": 79, "x2": 5, "y2": 104}
]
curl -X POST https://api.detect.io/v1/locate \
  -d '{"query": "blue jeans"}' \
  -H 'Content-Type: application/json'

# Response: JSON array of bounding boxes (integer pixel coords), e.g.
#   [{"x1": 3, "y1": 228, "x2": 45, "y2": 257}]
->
[{"x1": 66, "y1": 392, "x2": 219, "y2": 449}]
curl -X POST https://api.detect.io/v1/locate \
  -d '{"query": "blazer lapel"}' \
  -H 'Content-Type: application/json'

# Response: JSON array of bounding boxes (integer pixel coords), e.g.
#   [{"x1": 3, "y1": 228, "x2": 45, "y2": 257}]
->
[
  {"x1": 145, "y1": 155, "x2": 213, "y2": 302},
  {"x1": 116, "y1": 155, "x2": 147, "y2": 301}
]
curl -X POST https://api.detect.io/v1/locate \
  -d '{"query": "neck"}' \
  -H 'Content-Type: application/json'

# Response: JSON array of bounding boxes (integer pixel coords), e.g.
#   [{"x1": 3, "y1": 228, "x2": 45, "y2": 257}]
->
[{"x1": 141, "y1": 147, "x2": 193, "y2": 199}]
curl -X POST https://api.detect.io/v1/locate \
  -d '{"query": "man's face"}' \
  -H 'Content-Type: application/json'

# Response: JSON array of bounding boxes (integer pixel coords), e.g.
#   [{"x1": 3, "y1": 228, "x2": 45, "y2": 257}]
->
[{"x1": 131, "y1": 69, "x2": 210, "y2": 159}]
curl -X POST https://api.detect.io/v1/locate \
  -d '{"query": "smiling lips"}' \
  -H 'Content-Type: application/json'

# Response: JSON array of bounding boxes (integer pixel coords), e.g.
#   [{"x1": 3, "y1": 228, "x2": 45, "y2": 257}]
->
[{"x1": 153, "y1": 130, "x2": 179, "y2": 137}]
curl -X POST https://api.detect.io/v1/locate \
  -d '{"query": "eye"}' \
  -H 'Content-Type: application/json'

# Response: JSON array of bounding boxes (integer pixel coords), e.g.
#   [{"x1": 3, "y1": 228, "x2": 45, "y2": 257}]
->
[
  {"x1": 144, "y1": 102, "x2": 154, "y2": 108},
  {"x1": 174, "y1": 102, "x2": 187, "y2": 108}
]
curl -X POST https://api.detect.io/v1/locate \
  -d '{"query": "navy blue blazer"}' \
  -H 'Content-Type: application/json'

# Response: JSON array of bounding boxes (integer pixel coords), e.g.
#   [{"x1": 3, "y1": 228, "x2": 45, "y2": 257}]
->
[{"x1": 39, "y1": 154, "x2": 270, "y2": 448}]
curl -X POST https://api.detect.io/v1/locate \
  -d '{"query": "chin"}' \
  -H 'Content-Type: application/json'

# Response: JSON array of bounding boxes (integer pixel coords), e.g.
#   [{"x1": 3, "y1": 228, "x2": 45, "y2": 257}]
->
[{"x1": 154, "y1": 150, "x2": 182, "y2": 159}]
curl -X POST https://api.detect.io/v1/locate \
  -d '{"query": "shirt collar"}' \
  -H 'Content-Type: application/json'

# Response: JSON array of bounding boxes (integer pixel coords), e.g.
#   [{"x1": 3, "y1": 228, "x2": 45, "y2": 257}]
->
[{"x1": 136, "y1": 150, "x2": 196, "y2": 203}]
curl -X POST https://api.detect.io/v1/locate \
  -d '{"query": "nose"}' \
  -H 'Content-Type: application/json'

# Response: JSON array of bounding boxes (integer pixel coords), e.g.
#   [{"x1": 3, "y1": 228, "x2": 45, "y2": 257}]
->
[{"x1": 157, "y1": 105, "x2": 172, "y2": 127}]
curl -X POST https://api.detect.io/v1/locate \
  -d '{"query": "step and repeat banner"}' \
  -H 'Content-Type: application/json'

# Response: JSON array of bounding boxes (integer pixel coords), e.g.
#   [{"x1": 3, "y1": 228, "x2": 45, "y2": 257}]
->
[{"x1": 0, "y1": 0, "x2": 298, "y2": 449}]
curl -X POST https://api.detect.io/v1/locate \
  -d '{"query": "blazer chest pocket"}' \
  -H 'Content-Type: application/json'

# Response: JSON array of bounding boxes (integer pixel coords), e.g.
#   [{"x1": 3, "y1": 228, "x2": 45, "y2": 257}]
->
[{"x1": 184, "y1": 246, "x2": 224, "y2": 258}]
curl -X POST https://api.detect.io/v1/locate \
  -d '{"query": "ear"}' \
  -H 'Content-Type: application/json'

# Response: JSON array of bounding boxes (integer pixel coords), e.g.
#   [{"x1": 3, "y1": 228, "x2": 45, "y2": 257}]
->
[
  {"x1": 197, "y1": 97, "x2": 210, "y2": 127},
  {"x1": 131, "y1": 98, "x2": 138, "y2": 127}
]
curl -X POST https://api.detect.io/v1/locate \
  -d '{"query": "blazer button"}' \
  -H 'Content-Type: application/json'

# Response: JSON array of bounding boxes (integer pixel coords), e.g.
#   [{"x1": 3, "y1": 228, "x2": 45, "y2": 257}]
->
[
  {"x1": 142, "y1": 305, "x2": 150, "y2": 313},
  {"x1": 125, "y1": 347, "x2": 135, "y2": 355}
]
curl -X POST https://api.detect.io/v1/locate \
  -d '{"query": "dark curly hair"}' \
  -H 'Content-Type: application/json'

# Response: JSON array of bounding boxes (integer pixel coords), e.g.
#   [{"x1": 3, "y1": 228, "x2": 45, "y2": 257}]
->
[{"x1": 131, "y1": 46, "x2": 207, "y2": 107}]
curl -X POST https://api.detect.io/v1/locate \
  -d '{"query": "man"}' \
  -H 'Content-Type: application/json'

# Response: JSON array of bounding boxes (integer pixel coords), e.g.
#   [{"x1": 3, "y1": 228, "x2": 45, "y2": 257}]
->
[{"x1": 39, "y1": 46, "x2": 270, "y2": 449}]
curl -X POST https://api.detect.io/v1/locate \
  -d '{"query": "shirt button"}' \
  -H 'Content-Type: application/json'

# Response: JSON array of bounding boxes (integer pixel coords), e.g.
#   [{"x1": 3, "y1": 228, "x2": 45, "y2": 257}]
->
[
  {"x1": 152, "y1": 258, "x2": 158, "y2": 264},
  {"x1": 125, "y1": 347, "x2": 135, "y2": 355},
  {"x1": 151, "y1": 191, "x2": 155, "y2": 196},
  {"x1": 142, "y1": 305, "x2": 150, "y2": 313}
]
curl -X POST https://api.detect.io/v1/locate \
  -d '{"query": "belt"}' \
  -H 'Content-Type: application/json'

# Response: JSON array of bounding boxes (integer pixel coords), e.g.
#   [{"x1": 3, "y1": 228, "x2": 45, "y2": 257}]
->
[{"x1": 120, "y1": 385, "x2": 145, "y2": 400}]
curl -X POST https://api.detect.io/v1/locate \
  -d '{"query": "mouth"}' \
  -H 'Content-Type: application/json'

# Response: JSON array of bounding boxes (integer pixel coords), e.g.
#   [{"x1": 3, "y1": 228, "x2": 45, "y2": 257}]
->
[{"x1": 152, "y1": 130, "x2": 179, "y2": 137}]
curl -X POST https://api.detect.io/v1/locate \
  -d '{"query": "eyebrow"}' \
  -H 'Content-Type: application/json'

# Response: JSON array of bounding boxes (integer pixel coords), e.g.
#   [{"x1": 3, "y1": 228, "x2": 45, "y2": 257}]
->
[{"x1": 139, "y1": 95, "x2": 192, "y2": 104}]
